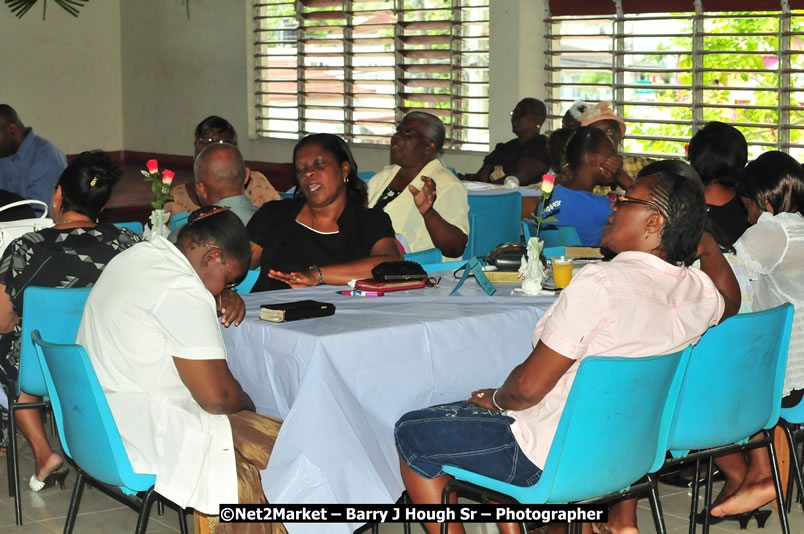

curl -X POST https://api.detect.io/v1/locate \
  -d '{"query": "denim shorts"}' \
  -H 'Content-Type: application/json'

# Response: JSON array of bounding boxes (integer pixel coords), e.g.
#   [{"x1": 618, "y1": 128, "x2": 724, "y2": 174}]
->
[{"x1": 394, "y1": 401, "x2": 543, "y2": 486}]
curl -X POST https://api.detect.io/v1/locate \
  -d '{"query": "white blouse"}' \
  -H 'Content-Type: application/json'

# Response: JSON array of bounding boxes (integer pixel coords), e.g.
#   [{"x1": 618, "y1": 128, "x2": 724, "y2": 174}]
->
[{"x1": 735, "y1": 211, "x2": 804, "y2": 396}]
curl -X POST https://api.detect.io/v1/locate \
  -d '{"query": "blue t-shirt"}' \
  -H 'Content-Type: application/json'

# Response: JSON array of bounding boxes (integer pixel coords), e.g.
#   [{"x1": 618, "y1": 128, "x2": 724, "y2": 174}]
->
[
  {"x1": 0, "y1": 128, "x2": 66, "y2": 209},
  {"x1": 542, "y1": 185, "x2": 612, "y2": 246}
]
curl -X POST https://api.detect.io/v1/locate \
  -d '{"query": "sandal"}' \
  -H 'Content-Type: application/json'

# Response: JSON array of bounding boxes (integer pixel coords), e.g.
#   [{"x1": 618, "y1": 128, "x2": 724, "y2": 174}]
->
[{"x1": 28, "y1": 467, "x2": 69, "y2": 492}]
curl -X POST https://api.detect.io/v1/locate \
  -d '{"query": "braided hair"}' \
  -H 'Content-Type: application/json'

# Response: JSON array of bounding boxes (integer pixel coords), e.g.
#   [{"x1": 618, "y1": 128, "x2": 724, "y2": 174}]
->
[{"x1": 637, "y1": 160, "x2": 707, "y2": 266}]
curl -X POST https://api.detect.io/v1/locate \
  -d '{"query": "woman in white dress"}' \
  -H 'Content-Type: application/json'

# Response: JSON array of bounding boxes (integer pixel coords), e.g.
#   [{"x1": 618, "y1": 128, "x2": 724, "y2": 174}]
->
[{"x1": 709, "y1": 151, "x2": 804, "y2": 522}]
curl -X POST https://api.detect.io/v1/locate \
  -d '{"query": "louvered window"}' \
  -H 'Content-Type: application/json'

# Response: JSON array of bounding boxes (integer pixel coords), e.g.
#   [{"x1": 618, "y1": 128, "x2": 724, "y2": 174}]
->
[
  {"x1": 253, "y1": 0, "x2": 489, "y2": 151},
  {"x1": 546, "y1": 1, "x2": 804, "y2": 160}
]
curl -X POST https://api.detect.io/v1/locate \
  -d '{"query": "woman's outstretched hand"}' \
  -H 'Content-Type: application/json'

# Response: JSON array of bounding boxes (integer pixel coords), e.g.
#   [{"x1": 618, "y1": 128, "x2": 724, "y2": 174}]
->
[{"x1": 268, "y1": 268, "x2": 318, "y2": 288}]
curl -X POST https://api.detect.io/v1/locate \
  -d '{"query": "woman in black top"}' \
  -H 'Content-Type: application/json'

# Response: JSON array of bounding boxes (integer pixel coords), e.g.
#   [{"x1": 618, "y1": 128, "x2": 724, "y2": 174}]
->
[
  {"x1": 0, "y1": 151, "x2": 140, "y2": 490},
  {"x1": 688, "y1": 121, "x2": 750, "y2": 245},
  {"x1": 248, "y1": 134, "x2": 401, "y2": 291}
]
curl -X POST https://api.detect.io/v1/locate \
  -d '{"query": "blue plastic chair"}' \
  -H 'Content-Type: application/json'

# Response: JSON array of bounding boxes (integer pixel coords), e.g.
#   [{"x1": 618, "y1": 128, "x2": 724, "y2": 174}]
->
[
  {"x1": 523, "y1": 221, "x2": 582, "y2": 248},
  {"x1": 442, "y1": 349, "x2": 692, "y2": 534},
  {"x1": 31, "y1": 331, "x2": 187, "y2": 534},
  {"x1": 358, "y1": 171, "x2": 375, "y2": 181},
  {"x1": 233, "y1": 269, "x2": 260, "y2": 294},
  {"x1": 6, "y1": 286, "x2": 92, "y2": 525},
  {"x1": 464, "y1": 192, "x2": 522, "y2": 260},
  {"x1": 114, "y1": 221, "x2": 144, "y2": 235},
  {"x1": 279, "y1": 191, "x2": 294, "y2": 199},
  {"x1": 169, "y1": 211, "x2": 189, "y2": 231},
  {"x1": 660, "y1": 304, "x2": 794, "y2": 534},
  {"x1": 420, "y1": 260, "x2": 468, "y2": 274},
  {"x1": 404, "y1": 248, "x2": 442, "y2": 264}
]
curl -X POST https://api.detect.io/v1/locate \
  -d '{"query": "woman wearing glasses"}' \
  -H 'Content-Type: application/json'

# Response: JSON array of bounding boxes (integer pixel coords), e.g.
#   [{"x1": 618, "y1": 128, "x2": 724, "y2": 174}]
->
[
  {"x1": 164, "y1": 115, "x2": 280, "y2": 217},
  {"x1": 0, "y1": 151, "x2": 140, "y2": 490},
  {"x1": 247, "y1": 133, "x2": 402, "y2": 291},
  {"x1": 546, "y1": 126, "x2": 619, "y2": 246},
  {"x1": 367, "y1": 112, "x2": 469, "y2": 260},
  {"x1": 395, "y1": 162, "x2": 740, "y2": 534}
]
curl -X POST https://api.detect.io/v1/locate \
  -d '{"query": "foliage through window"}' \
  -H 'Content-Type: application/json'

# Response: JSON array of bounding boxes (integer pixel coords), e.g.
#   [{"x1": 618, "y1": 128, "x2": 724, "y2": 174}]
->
[
  {"x1": 253, "y1": 0, "x2": 489, "y2": 151},
  {"x1": 546, "y1": 6, "x2": 804, "y2": 161}
]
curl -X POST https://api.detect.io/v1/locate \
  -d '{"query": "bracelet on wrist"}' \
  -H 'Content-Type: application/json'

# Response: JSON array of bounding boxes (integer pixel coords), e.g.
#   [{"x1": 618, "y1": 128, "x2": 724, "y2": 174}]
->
[
  {"x1": 492, "y1": 388, "x2": 504, "y2": 411},
  {"x1": 308, "y1": 265, "x2": 323, "y2": 285}
]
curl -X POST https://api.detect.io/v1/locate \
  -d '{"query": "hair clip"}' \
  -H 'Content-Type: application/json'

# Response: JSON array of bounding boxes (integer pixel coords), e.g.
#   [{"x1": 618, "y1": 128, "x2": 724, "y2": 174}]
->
[
  {"x1": 89, "y1": 177, "x2": 98, "y2": 187},
  {"x1": 188, "y1": 205, "x2": 232, "y2": 224}
]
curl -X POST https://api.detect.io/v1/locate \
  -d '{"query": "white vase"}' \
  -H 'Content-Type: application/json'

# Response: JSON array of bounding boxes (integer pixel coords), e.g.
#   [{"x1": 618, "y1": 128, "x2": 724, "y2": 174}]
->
[
  {"x1": 518, "y1": 237, "x2": 548, "y2": 295},
  {"x1": 143, "y1": 209, "x2": 171, "y2": 241}
]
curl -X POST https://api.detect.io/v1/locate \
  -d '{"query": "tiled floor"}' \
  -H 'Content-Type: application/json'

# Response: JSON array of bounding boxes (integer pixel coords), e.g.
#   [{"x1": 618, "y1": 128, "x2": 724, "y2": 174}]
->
[{"x1": 2, "y1": 433, "x2": 804, "y2": 533}]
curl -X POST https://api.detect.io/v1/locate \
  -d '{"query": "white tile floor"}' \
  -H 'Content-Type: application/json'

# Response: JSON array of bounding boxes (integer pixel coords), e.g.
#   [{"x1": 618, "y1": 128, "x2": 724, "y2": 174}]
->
[{"x1": 2, "y1": 434, "x2": 804, "y2": 533}]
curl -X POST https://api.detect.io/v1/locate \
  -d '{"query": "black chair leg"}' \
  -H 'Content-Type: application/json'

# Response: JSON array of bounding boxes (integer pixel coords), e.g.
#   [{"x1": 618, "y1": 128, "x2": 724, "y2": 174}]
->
[
  {"x1": 765, "y1": 432, "x2": 791, "y2": 534},
  {"x1": 177, "y1": 505, "x2": 188, "y2": 534},
  {"x1": 782, "y1": 422, "x2": 804, "y2": 514},
  {"x1": 135, "y1": 488, "x2": 159, "y2": 534},
  {"x1": 688, "y1": 458, "x2": 701, "y2": 534},
  {"x1": 9, "y1": 401, "x2": 22, "y2": 526},
  {"x1": 64, "y1": 471, "x2": 86, "y2": 534},
  {"x1": 701, "y1": 457, "x2": 715, "y2": 534},
  {"x1": 647, "y1": 473, "x2": 668, "y2": 534},
  {"x1": 157, "y1": 499, "x2": 164, "y2": 515}
]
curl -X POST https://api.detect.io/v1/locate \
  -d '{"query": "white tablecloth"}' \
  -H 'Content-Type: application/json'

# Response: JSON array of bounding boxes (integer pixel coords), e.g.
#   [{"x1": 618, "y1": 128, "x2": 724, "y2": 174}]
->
[{"x1": 221, "y1": 276, "x2": 555, "y2": 533}]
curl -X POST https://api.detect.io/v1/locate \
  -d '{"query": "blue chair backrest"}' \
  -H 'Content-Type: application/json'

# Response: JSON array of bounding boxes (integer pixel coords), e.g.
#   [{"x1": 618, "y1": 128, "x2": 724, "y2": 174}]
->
[
  {"x1": 667, "y1": 303, "x2": 794, "y2": 455},
  {"x1": 523, "y1": 221, "x2": 581, "y2": 248},
  {"x1": 233, "y1": 269, "x2": 260, "y2": 294},
  {"x1": 513, "y1": 350, "x2": 691, "y2": 503},
  {"x1": 278, "y1": 192, "x2": 294, "y2": 200},
  {"x1": 32, "y1": 331, "x2": 156, "y2": 494},
  {"x1": 358, "y1": 171, "x2": 375, "y2": 181},
  {"x1": 420, "y1": 259, "x2": 468, "y2": 274},
  {"x1": 17, "y1": 287, "x2": 92, "y2": 397},
  {"x1": 114, "y1": 221, "x2": 144, "y2": 235},
  {"x1": 169, "y1": 211, "x2": 189, "y2": 231},
  {"x1": 543, "y1": 246, "x2": 565, "y2": 259},
  {"x1": 404, "y1": 248, "x2": 442, "y2": 264},
  {"x1": 464, "y1": 192, "x2": 522, "y2": 260}
]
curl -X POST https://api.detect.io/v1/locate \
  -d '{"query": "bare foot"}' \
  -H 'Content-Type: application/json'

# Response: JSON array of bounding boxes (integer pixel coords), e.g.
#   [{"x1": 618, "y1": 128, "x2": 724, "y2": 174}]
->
[
  {"x1": 34, "y1": 452, "x2": 63, "y2": 482},
  {"x1": 591, "y1": 523, "x2": 638, "y2": 534},
  {"x1": 710, "y1": 477, "x2": 775, "y2": 517}
]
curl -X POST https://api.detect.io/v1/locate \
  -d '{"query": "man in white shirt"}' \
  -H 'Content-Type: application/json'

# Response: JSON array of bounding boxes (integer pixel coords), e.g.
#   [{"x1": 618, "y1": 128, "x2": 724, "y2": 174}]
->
[{"x1": 77, "y1": 206, "x2": 285, "y2": 533}]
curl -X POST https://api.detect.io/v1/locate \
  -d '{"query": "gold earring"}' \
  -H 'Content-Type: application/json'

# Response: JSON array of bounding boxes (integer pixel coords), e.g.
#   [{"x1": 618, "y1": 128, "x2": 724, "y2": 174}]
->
[
  {"x1": 344, "y1": 176, "x2": 348, "y2": 183},
  {"x1": 644, "y1": 231, "x2": 650, "y2": 240}
]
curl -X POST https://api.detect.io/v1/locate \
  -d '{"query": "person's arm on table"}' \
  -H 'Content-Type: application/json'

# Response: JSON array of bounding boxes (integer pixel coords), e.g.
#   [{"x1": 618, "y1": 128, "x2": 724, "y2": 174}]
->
[
  {"x1": 469, "y1": 341, "x2": 573, "y2": 411},
  {"x1": 173, "y1": 357, "x2": 255, "y2": 414},
  {"x1": 268, "y1": 237, "x2": 402, "y2": 287},
  {"x1": 410, "y1": 176, "x2": 467, "y2": 258},
  {"x1": 697, "y1": 231, "x2": 740, "y2": 322}
]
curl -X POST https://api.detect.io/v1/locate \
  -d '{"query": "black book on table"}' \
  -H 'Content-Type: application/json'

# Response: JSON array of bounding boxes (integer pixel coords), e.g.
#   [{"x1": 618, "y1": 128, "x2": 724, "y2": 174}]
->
[{"x1": 260, "y1": 300, "x2": 335, "y2": 322}]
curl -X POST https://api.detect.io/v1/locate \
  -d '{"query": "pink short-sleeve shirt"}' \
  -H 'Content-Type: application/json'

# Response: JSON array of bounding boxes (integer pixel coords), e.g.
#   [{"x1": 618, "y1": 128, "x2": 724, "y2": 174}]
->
[{"x1": 508, "y1": 251, "x2": 724, "y2": 469}]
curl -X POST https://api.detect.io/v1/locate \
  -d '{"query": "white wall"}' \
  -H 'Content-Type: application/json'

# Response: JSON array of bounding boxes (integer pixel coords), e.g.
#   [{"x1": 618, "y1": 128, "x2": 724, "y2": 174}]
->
[
  {"x1": 0, "y1": 1, "x2": 123, "y2": 153},
  {"x1": 4, "y1": 0, "x2": 548, "y2": 168},
  {"x1": 120, "y1": 0, "x2": 548, "y2": 173}
]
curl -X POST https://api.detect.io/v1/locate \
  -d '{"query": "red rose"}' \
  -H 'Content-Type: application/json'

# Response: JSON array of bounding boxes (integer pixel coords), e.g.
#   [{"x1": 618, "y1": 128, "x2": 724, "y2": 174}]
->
[
  {"x1": 162, "y1": 169, "x2": 175, "y2": 185},
  {"x1": 146, "y1": 159, "x2": 159, "y2": 174}
]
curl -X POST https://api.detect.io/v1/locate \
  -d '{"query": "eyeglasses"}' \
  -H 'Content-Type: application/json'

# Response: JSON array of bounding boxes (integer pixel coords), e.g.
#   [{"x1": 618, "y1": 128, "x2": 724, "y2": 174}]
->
[
  {"x1": 194, "y1": 137, "x2": 225, "y2": 146},
  {"x1": 188, "y1": 205, "x2": 232, "y2": 224},
  {"x1": 607, "y1": 192, "x2": 663, "y2": 213},
  {"x1": 202, "y1": 242, "x2": 245, "y2": 289},
  {"x1": 393, "y1": 127, "x2": 425, "y2": 139}
]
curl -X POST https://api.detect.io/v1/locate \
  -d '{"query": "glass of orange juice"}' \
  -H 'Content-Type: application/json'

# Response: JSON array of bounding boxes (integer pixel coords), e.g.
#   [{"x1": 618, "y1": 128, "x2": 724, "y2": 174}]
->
[{"x1": 550, "y1": 256, "x2": 574, "y2": 288}]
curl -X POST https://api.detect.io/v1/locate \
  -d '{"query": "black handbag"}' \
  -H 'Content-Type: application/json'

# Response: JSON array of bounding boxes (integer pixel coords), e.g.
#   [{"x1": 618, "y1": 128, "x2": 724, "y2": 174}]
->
[{"x1": 371, "y1": 261, "x2": 428, "y2": 282}]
